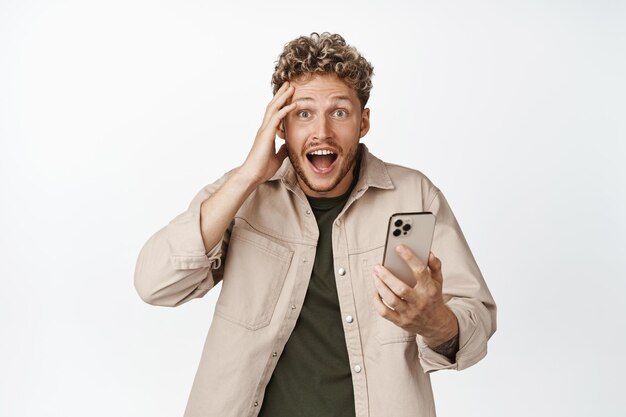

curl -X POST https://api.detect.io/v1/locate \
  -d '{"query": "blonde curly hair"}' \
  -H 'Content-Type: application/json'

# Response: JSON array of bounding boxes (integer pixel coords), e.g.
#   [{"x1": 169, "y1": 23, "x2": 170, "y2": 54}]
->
[{"x1": 271, "y1": 32, "x2": 374, "y2": 109}]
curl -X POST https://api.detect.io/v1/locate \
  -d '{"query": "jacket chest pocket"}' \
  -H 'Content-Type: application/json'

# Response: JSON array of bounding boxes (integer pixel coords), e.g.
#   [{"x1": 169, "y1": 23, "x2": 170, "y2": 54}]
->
[
  {"x1": 361, "y1": 255, "x2": 417, "y2": 345},
  {"x1": 215, "y1": 226, "x2": 293, "y2": 330}
]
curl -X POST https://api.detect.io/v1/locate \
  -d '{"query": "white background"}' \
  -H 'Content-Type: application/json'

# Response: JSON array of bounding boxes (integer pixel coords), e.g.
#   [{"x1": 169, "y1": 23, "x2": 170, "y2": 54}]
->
[{"x1": 1, "y1": 0, "x2": 625, "y2": 416}]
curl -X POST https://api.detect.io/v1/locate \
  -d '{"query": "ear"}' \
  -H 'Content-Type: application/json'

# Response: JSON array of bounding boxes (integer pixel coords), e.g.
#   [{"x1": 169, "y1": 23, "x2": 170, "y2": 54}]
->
[
  {"x1": 276, "y1": 119, "x2": 286, "y2": 139},
  {"x1": 359, "y1": 108, "x2": 370, "y2": 138}
]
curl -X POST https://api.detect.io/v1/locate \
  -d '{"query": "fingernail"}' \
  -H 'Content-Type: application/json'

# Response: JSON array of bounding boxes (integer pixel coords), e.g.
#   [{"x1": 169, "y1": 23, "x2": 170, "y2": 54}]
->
[{"x1": 396, "y1": 245, "x2": 406, "y2": 254}]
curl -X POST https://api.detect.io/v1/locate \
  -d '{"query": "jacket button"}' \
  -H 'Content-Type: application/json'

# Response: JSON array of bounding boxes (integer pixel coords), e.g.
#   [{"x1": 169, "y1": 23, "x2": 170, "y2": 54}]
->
[
  {"x1": 254, "y1": 401, "x2": 259, "y2": 407},
  {"x1": 338, "y1": 267, "x2": 346, "y2": 276},
  {"x1": 272, "y1": 352, "x2": 277, "y2": 357},
  {"x1": 306, "y1": 209, "x2": 311, "y2": 215},
  {"x1": 354, "y1": 364, "x2": 362, "y2": 373},
  {"x1": 345, "y1": 315, "x2": 354, "y2": 323}
]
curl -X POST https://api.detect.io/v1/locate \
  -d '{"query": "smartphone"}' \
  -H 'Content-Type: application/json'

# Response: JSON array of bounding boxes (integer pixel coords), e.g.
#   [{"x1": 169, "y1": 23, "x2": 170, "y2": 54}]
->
[{"x1": 382, "y1": 212, "x2": 436, "y2": 287}]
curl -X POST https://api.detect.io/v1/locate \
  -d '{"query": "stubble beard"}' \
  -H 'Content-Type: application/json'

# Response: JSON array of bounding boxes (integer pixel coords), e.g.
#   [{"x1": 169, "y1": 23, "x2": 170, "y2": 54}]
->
[{"x1": 287, "y1": 140, "x2": 359, "y2": 194}]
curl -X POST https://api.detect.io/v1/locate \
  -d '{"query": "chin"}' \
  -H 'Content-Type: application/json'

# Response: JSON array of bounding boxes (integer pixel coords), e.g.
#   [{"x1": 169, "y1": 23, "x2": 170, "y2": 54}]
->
[{"x1": 304, "y1": 176, "x2": 343, "y2": 193}]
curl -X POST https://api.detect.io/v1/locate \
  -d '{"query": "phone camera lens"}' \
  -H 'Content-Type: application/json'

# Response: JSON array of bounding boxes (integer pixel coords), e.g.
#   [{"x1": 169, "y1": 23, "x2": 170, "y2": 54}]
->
[
  {"x1": 394, "y1": 219, "x2": 403, "y2": 227},
  {"x1": 402, "y1": 224, "x2": 411, "y2": 231},
  {"x1": 393, "y1": 229, "x2": 401, "y2": 237}
]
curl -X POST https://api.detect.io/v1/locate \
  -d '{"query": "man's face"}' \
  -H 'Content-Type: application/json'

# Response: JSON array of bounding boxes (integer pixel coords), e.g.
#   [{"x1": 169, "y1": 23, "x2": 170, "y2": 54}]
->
[{"x1": 277, "y1": 73, "x2": 370, "y2": 198}]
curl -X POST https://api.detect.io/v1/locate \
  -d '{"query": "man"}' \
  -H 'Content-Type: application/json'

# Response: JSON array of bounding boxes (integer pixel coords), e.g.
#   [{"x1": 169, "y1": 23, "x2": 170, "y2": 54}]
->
[{"x1": 135, "y1": 32, "x2": 496, "y2": 417}]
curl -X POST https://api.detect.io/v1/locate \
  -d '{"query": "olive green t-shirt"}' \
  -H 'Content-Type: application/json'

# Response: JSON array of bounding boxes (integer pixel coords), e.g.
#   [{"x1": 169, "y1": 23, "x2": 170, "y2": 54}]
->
[{"x1": 258, "y1": 164, "x2": 359, "y2": 417}]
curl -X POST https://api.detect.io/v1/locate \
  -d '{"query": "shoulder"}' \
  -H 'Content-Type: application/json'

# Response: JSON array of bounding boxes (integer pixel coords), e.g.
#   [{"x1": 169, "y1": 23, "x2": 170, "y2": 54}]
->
[
  {"x1": 373, "y1": 155, "x2": 441, "y2": 202},
  {"x1": 388, "y1": 162, "x2": 441, "y2": 209},
  {"x1": 384, "y1": 161, "x2": 436, "y2": 186}
]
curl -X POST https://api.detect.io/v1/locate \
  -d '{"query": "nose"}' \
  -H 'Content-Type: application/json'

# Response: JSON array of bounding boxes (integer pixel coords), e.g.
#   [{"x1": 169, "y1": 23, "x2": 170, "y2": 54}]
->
[{"x1": 313, "y1": 115, "x2": 331, "y2": 141}]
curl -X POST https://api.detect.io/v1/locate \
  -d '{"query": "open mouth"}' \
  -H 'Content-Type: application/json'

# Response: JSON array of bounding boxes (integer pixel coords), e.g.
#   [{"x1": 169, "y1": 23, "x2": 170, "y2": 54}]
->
[{"x1": 306, "y1": 149, "x2": 339, "y2": 173}]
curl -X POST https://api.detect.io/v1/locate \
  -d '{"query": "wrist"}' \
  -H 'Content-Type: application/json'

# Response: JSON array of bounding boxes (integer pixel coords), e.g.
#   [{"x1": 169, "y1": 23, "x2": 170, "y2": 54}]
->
[
  {"x1": 422, "y1": 306, "x2": 459, "y2": 348},
  {"x1": 430, "y1": 331, "x2": 460, "y2": 362},
  {"x1": 234, "y1": 165, "x2": 265, "y2": 190}
]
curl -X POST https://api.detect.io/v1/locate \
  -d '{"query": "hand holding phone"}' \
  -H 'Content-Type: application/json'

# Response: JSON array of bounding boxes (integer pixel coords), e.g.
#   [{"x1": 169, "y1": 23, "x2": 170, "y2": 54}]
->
[{"x1": 382, "y1": 212, "x2": 436, "y2": 287}]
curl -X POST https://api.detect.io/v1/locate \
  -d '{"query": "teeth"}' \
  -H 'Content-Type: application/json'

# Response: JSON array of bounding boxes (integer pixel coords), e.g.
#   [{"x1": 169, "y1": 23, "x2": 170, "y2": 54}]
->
[{"x1": 308, "y1": 149, "x2": 335, "y2": 156}]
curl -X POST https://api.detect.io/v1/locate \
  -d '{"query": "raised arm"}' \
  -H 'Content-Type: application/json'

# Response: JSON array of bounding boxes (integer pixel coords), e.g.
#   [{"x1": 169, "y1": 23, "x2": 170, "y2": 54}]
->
[{"x1": 134, "y1": 82, "x2": 299, "y2": 307}]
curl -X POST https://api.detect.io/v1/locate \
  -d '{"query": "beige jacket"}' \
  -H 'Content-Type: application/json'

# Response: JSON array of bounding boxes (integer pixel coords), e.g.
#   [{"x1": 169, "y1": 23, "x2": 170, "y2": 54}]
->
[{"x1": 134, "y1": 144, "x2": 496, "y2": 417}]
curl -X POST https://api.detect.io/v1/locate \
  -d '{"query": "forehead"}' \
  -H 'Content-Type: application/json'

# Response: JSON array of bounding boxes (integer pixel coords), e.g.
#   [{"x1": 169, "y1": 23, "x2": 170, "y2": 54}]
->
[{"x1": 291, "y1": 74, "x2": 359, "y2": 105}]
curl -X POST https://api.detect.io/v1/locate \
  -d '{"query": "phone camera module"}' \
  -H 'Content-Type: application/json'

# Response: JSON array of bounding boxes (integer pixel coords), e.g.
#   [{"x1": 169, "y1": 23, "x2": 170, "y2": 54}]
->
[
  {"x1": 394, "y1": 219, "x2": 403, "y2": 227},
  {"x1": 393, "y1": 229, "x2": 401, "y2": 237},
  {"x1": 402, "y1": 224, "x2": 411, "y2": 231}
]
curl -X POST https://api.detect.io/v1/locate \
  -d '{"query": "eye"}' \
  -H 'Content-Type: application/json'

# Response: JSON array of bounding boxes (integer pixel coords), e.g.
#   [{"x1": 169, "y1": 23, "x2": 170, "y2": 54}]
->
[
  {"x1": 334, "y1": 110, "x2": 347, "y2": 117},
  {"x1": 298, "y1": 110, "x2": 310, "y2": 118}
]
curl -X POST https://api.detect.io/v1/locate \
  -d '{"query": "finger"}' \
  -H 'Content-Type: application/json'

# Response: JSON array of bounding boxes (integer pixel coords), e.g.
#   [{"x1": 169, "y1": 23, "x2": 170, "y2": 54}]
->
[
  {"x1": 266, "y1": 102, "x2": 298, "y2": 133},
  {"x1": 272, "y1": 81, "x2": 291, "y2": 100},
  {"x1": 428, "y1": 252, "x2": 443, "y2": 284},
  {"x1": 262, "y1": 94, "x2": 298, "y2": 128},
  {"x1": 373, "y1": 264, "x2": 417, "y2": 304},
  {"x1": 266, "y1": 83, "x2": 295, "y2": 115},
  {"x1": 268, "y1": 101, "x2": 297, "y2": 130},
  {"x1": 264, "y1": 82, "x2": 291, "y2": 112},
  {"x1": 272, "y1": 83, "x2": 294, "y2": 106},
  {"x1": 395, "y1": 245, "x2": 429, "y2": 283},
  {"x1": 275, "y1": 100, "x2": 298, "y2": 120},
  {"x1": 373, "y1": 274, "x2": 407, "y2": 311},
  {"x1": 263, "y1": 88, "x2": 296, "y2": 127},
  {"x1": 372, "y1": 291, "x2": 401, "y2": 324},
  {"x1": 277, "y1": 81, "x2": 291, "y2": 92}
]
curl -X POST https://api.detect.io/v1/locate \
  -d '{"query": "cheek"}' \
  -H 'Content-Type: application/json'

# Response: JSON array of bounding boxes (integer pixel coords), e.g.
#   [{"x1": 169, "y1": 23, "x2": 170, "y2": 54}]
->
[
  {"x1": 338, "y1": 119, "x2": 361, "y2": 134},
  {"x1": 336, "y1": 126, "x2": 362, "y2": 145},
  {"x1": 285, "y1": 125, "x2": 308, "y2": 144},
  {"x1": 284, "y1": 131, "x2": 305, "y2": 152}
]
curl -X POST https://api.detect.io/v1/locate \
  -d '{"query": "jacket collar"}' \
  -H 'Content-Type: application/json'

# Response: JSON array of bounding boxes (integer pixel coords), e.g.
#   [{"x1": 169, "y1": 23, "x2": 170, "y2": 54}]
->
[{"x1": 268, "y1": 143, "x2": 394, "y2": 192}]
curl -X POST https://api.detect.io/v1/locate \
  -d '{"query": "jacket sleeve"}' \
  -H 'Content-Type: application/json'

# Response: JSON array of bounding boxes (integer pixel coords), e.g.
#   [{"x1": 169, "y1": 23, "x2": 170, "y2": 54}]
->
[
  {"x1": 133, "y1": 170, "x2": 235, "y2": 307},
  {"x1": 415, "y1": 188, "x2": 497, "y2": 372}
]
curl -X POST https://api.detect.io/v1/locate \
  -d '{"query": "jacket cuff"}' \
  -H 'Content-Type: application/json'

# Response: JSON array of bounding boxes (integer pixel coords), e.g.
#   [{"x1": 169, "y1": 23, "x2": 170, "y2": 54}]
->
[
  {"x1": 416, "y1": 299, "x2": 488, "y2": 373},
  {"x1": 166, "y1": 208, "x2": 222, "y2": 270}
]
